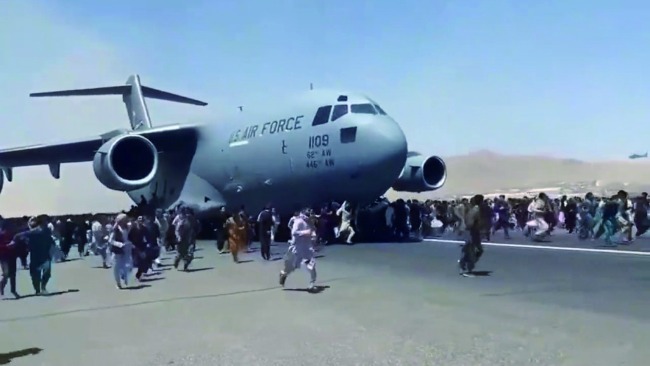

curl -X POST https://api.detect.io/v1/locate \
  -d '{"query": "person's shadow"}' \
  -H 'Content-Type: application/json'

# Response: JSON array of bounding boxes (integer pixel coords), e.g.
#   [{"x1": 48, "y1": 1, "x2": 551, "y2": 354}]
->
[
  {"x1": 283, "y1": 285, "x2": 330, "y2": 294},
  {"x1": 0, "y1": 347, "x2": 43, "y2": 364},
  {"x1": 3, "y1": 289, "x2": 79, "y2": 300}
]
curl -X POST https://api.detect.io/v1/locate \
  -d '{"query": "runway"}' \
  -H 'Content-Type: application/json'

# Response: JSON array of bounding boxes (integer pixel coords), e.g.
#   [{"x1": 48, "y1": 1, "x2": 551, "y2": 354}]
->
[{"x1": 2, "y1": 232, "x2": 649, "y2": 366}]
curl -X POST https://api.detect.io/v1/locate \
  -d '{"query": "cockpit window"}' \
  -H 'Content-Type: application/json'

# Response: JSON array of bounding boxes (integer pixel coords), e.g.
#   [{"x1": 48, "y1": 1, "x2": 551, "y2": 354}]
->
[
  {"x1": 374, "y1": 105, "x2": 387, "y2": 115},
  {"x1": 350, "y1": 103, "x2": 377, "y2": 115},
  {"x1": 312, "y1": 105, "x2": 332, "y2": 126},
  {"x1": 331, "y1": 104, "x2": 348, "y2": 121}
]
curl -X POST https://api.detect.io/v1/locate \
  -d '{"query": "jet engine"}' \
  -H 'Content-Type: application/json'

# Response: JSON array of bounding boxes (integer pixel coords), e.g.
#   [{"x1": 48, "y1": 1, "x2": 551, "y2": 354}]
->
[
  {"x1": 391, "y1": 152, "x2": 447, "y2": 192},
  {"x1": 92, "y1": 134, "x2": 159, "y2": 191}
]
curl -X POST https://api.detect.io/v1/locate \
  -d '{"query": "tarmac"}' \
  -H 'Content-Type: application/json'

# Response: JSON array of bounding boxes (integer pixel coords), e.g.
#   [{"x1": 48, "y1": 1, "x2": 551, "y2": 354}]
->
[{"x1": 1, "y1": 230, "x2": 649, "y2": 366}]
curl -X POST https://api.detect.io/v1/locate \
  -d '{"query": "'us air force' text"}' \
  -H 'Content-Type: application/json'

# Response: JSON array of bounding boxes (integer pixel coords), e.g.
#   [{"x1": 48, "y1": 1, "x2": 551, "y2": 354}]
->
[{"x1": 229, "y1": 115, "x2": 304, "y2": 143}]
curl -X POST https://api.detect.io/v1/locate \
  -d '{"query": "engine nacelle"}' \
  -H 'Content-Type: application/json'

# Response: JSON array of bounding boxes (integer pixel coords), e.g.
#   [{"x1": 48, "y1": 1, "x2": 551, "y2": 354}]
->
[
  {"x1": 92, "y1": 134, "x2": 158, "y2": 191},
  {"x1": 391, "y1": 153, "x2": 447, "y2": 192},
  {"x1": 0, "y1": 169, "x2": 4, "y2": 195}
]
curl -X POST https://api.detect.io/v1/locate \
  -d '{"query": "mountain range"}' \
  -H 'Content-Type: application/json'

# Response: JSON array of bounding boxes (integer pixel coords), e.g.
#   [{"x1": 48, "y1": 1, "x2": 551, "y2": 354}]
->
[{"x1": 385, "y1": 150, "x2": 650, "y2": 200}]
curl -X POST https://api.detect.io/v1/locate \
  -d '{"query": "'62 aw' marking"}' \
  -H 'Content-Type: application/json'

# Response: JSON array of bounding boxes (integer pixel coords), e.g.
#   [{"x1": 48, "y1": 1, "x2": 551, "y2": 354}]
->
[{"x1": 306, "y1": 134, "x2": 334, "y2": 168}]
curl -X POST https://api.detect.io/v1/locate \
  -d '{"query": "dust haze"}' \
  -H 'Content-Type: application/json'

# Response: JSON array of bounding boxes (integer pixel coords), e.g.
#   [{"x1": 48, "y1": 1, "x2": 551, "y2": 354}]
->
[{"x1": 0, "y1": 1, "x2": 217, "y2": 217}]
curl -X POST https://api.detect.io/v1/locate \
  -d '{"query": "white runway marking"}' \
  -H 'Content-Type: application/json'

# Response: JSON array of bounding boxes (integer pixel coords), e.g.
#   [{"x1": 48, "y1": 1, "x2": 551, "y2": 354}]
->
[{"x1": 424, "y1": 238, "x2": 650, "y2": 256}]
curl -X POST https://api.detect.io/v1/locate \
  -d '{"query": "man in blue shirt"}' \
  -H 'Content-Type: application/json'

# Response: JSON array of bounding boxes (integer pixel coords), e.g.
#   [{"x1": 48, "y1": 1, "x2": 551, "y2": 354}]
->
[
  {"x1": 600, "y1": 196, "x2": 620, "y2": 247},
  {"x1": 492, "y1": 195, "x2": 511, "y2": 239},
  {"x1": 14, "y1": 216, "x2": 55, "y2": 295}
]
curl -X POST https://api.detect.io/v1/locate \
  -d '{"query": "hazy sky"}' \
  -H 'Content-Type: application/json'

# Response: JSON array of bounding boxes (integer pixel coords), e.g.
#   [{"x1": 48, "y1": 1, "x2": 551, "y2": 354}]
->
[{"x1": 1, "y1": 0, "x2": 649, "y2": 215}]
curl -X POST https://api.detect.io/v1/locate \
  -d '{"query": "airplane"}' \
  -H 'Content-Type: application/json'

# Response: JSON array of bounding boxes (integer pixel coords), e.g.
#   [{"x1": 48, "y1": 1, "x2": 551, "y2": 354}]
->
[
  {"x1": 0, "y1": 75, "x2": 447, "y2": 216},
  {"x1": 629, "y1": 152, "x2": 648, "y2": 159}
]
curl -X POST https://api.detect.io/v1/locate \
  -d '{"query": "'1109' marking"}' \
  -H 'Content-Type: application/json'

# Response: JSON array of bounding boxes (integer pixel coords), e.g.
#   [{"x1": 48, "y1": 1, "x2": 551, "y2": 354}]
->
[{"x1": 308, "y1": 134, "x2": 329, "y2": 149}]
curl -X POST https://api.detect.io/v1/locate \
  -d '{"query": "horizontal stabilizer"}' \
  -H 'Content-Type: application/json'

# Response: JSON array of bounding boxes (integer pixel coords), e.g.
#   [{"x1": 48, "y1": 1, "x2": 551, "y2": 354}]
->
[
  {"x1": 30, "y1": 84, "x2": 207, "y2": 106},
  {"x1": 28, "y1": 73, "x2": 205, "y2": 131},
  {"x1": 140, "y1": 86, "x2": 207, "y2": 106},
  {"x1": 30, "y1": 86, "x2": 128, "y2": 98}
]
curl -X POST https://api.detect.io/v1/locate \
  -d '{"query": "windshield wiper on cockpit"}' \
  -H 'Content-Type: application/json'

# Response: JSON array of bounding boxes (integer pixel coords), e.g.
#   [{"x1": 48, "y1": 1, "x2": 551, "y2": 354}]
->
[
  {"x1": 350, "y1": 103, "x2": 377, "y2": 114},
  {"x1": 374, "y1": 105, "x2": 387, "y2": 115}
]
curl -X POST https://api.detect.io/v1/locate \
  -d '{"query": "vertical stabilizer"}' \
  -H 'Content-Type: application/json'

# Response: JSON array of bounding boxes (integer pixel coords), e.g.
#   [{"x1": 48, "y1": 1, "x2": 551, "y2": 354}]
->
[
  {"x1": 123, "y1": 75, "x2": 152, "y2": 131},
  {"x1": 29, "y1": 74, "x2": 208, "y2": 131}
]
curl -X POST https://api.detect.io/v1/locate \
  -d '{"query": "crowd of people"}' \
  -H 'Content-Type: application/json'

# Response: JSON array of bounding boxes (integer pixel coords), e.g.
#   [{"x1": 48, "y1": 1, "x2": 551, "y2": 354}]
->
[
  {"x1": 384, "y1": 190, "x2": 648, "y2": 275},
  {"x1": 1, "y1": 189, "x2": 647, "y2": 296},
  {"x1": 319, "y1": 191, "x2": 649, "y2": 276},
  {"x1": 0, "y1": 208, "x2": 203, "y2": 299},
  {"x1": 0, "y1": 203, "x2": 327, "y2": 299},
  {"x1": 430, "y1": 190, "x2": 648, "y2": 245}
]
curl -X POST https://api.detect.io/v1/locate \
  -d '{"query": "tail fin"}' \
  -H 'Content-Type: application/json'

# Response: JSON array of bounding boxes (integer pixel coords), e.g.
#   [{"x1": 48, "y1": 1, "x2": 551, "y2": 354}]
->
[{"x1": 30, "y1": 74, "x2": 207, "y2": 131}]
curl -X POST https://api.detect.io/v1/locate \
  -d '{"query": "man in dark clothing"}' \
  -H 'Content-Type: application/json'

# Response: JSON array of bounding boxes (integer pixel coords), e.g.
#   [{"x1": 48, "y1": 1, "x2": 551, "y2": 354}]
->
[
  {"x1": 76, "y1": 220, "x2": 90, "y2": 257},
  {"x1": 459, "y1": 195, "x2": 485, "y2": 276},
  {"x1": 257, "y1": 206, "x2": 274, "y2": 260},
  {"x1": 479, "y1": 201, "x2": 493, "y2": 241},
  {"x1": 15, "y1": 217, "x2": 30, "y2": 269},
  {"x1": 15, "y1": 216, "x2": 55, "y2": 295},
  {"x1": 13, "y1": 219, "x2": 31, "y2": 270},
  {"x1": 492, "y1": 195, "x2": 511, "y2": 239},
  {"x1": 60, "y1": 219, "x2": 76, "y2": 260},
  {"x1": 165, "y1": 214, "x2": 176, "y2": 252},
  {"x1": 408, "y1": 200, "x2": 422, "y2": 239},
  {"x1": 144, "y1": 215, "x2": 161, "y2": 270},
  {"x1": 634, "y1": 193, "x2": 649, "y2": 237},
  {"x1": 563, "y1": 198, "x2": 578, "y2": 233},
  {"x1": 318, "y1": 204, "x2": 337, "y2": 245},
  {"x1": 0, "y1": 217, "x2": 20, "y2": 299},
  {"x1": 129, "y1": 216, "x2": 152, "y2": 281},
  {"x1": 215, "y1": 207, "x2": 228, "y2": 252},
  {"x1": 393, "y1": 199, "x2": 409, "y2": 241}
]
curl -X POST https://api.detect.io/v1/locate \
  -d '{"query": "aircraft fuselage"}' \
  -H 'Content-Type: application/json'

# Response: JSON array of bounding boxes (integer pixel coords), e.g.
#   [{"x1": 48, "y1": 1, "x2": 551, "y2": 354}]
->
[{"x1": 127, "y1": 91, "x2": 408, "y2": 215}]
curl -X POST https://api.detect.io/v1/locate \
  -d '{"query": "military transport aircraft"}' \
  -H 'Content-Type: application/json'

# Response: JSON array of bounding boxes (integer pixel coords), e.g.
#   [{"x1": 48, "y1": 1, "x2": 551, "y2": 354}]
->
[{"x1": 0, "y1": 75, "x2": 447, "y2": 215}]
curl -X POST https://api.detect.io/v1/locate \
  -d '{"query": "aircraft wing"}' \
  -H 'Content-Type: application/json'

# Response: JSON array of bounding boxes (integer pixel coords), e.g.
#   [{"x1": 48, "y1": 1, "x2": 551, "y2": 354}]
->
[{"x1": 0, "y1": 124, "x2": 199, "y2": 179}]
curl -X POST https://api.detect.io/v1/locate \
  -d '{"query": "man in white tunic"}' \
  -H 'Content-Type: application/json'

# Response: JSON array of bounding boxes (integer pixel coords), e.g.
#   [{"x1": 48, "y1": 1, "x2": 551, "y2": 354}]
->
[
  {"x1": 154, "y1": 210, "x2": 168, "y2": 266},
  {"x1": 91, "y1": 218, "x2": 109, "y2": 268},
  {"x1": 532, "y1": 193, "x2": 550, "y2": 240},
  {"x1": 173, "y1": 208, "x2": 194, "y2": 271},
  {"x1": 286, "y1": 211, "x2": 300, "y2": 245},
  {"x1": 47, "y1": 219, "x2": 64, "y2": 262},
  {"x1": 279, "y1": 209, "x2": 317, "y2": 291},
  {"x1": 336, "y1": 201, "x2": 355, "y2": 244}
]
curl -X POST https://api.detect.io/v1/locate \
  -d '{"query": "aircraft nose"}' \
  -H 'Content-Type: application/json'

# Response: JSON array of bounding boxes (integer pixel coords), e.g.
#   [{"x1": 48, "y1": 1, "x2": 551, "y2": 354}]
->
[{"x1": 368, "y1": 118, "x2": 408, "y2": 178}]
